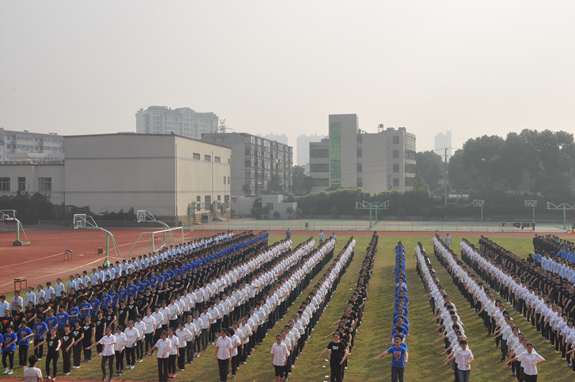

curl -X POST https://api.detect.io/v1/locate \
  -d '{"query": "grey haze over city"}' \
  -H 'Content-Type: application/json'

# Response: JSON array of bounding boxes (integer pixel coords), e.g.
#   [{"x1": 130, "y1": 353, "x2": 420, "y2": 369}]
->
[{"x1": 1, "y1": 0, "x2": 573, "y2": 153}]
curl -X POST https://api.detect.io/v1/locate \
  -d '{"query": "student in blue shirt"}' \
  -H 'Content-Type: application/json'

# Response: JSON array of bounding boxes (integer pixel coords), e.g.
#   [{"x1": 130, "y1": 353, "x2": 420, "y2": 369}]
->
[
  {"x1": 118, "y1": 286, "x2": 128, "y2": 303},
  {"x1": 101, "y1": 293, "x2": 112, "y2": 310},
  {"x1": 17, "y1": 321, "x2": 33, "y2": 368},
  {"x1": 2, "y1": 325, "x2": 18, "y2": 374},
  {"x1": 374, "y1": 336, "x2": 408, "y2": 382},
  {"x1": 109, "y1": 287, "x2": 119, "y2": 308},
  {"x1": 45, "y1": 310, "x2": 59, "y2": 333},
  {"x1": 90, "y1": 296, "x2": 101, "y2": 316},
  {"x1": 68, "y1": 302, "x2": 80, "y2": 326},
  {"x1": 57, "y1": 306, "x2": 69, "y2": 337},
  {"x1": 78, "y1": 299, "x2": 92, "y2": 322},
  {"x1": 33, "y1": 316, "x2": 48, "y2": 360}
]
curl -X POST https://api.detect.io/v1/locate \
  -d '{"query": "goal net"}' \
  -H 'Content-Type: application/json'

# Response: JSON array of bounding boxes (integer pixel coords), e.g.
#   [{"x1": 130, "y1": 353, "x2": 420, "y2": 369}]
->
[{"x1": 125, "y1": 227, "x2": 188, "y2": 258}]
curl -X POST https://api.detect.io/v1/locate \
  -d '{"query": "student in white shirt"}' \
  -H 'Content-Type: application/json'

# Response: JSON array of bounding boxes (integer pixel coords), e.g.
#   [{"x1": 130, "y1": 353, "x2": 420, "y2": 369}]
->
[
  {"x1": 506, "y1": 342, "x2": 545, "y2": 382},
  {"x1": 444, "y1": 340, "x2": 473, "y2": 382},
  {"x1": 175, "y1": 322, "x2": 193, "y2": 371},
  {"x1": 183, "y1": 317, "x2": 197, "y2": 363},
  {"x1": 143, "y1": 309, "x2": 157, "y2": 356},
  {"x1": 167, "y1": 328, "x2": 179, "y2": 378},
  {"x1": 133, "y1": 315, "x2": 146, "y2": 363},
  {"x1": 114, "y1": 326, "x2": 126, "y2": 376},
  {"x1": 270, "y1": 334, "x2": 289, "y2": 382},
  {"x1": 86, "y1": 326, "x2": 116, "y2": 382},
  {"x1": 123, "y1": 321, "x2": 139, "y2": 370},
  {"x1": 215, "y1": 330, "x2": 233, "y2": 382},
  {"x1": 146, "y1": 330, "x2": 171, "y2": 382},
  {"x1": 23, "y1": 355, "x2": 42, "y2": 382}
]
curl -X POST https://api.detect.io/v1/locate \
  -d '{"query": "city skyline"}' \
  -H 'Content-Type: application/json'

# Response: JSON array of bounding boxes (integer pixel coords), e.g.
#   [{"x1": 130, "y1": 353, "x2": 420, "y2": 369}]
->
[{"x1": 1, "y1": 1, "x2": 573, "y2": 153}]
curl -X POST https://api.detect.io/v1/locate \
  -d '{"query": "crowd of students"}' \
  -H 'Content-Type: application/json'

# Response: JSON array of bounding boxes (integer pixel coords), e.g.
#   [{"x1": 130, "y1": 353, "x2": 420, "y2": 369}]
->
[
  {"x1": 0, "y1": 230, "x2": 278, "y2": 380},
  {"x1": 373, "y1": 241, "x2": 408, "y2": 382},
  {"x1": 415, "y1": 239, "x2": 473, "y2": 382},
  {"x1": 315, "y1": 233, "x2": 375, "y2": 382},
  {"x1": 448, "y1": 236, "x2": 546, "y2": 381}
]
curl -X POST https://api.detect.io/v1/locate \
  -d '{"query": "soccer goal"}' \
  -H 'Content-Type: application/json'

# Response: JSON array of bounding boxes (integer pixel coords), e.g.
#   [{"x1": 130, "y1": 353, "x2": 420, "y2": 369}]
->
[{"x1": 125, "y1": 226, "x2": 185, "y2": 258}]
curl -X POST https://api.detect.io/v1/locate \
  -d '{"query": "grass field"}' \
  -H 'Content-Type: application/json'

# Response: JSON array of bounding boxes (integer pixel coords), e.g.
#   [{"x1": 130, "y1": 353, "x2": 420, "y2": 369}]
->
[{"x1": 1, "y1": 234, "x2": 573, "y2": 381}]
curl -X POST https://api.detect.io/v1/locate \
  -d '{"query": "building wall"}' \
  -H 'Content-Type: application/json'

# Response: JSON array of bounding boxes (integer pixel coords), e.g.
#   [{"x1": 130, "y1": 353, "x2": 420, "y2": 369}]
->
[
  {"x1": 261, "y1": 195, "x2": 297, "y2": 220},
  {"x1": 309, "y1": 140, "x2": 330, "y2": 193},
  {"x1": 358, "y1": 133, "x2": 387, "y2": 193},
  {"x1": 202, "y1": 133, "x2": 293, "y2": 197},
  {"x1": 329, "y1": 114, "x2": 358, "y2": 189},
  {"x1": 0, "y1": 164, "x2": 65, "y2": 204},
  {"x1": 297, "y1": 133, "x2": 325, "y2": 166}
]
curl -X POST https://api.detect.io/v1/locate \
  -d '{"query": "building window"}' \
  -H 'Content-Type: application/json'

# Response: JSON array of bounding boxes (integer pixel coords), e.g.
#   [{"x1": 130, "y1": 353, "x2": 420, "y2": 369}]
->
[
  {"x1": 405, "y1": 177, "x2": 415, "y2": 187},
  {"x1": 310, "y1": 163, "x2": 329, "y2": 172},
  {"x1": 357, "y1": 178, "x2": 363, "y2": 187},
  {"x1": 38, "y1": 177, "x2": 52, "y2": 191},
  {"x1": 405, "y1": 150, "x2": 416, "y2": 160},
  {"x1": 193, "y1": 153, "x2": 200, "y2": 160},
  {"x1": 227, "y1": 177, "x2": 230, "y2": 184},
  {"x1": 393, "y1": 136, "x2": 400, "y2": 144},
  {"x1": 313, "y1": 178, "x2": 330, "y2": 187},
  {"x1": 393, "y1": 150, "x2": 399, "y2": 159},
  {"x1": 217, "y1": 195, "x2": 221, "y2": 201},
  {"x1": 245, "y1": 160, "x2": 253, "y2": 167},
  {"x1": 0, "y1": 178, "x2": 9, "y2": 191},
  {"x1": 196, "y1": 196, "x2": 201, "y2": 202},
  {"x1": 405, "y1": 136, "x2": 416, "y2": 147},
  {"x1": 204, "y1": 155, "x2": 211, "y2": 161},
  {"x1": 18, "y1": 177, "x2": 26, "y2": 192},
  {"x1": 215, "y1": 156, "x2": 221, "y2": 163},
  {"x1": 224, "y1": 195, "x2": 230, "y2": 204},
  {"x1": 223, "y1": 176, "x2": 226, "y2": 184},
  {"x1": 393, "y1": 178, "x2": 400, "y2": 187},
  {"x1": 357, "y1": 163, "x2": 362, "y2": 173},
  {"x1": 309, "y1": 149, "x2": 329, "y2": 158},
  {"x1": 393, "y1": 164, "x2": 399, "y2": 173},
  {"x1": 357, "y1": 148, "x2": 362, "y2": 157},
  {"x1": 357, "y1": 134, "x2": 362, "y2": 144},
  {"x1": 205, "y1": 196, "x2": 211, "y2": 205},
  {"x1": 266, "y1": 202, "x2": 274, "y2": 210}
]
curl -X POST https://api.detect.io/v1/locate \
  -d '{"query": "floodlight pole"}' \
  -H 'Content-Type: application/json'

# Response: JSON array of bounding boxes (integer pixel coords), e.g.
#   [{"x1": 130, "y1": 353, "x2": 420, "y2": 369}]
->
[{"x1": 547, "y1": 202, "x2": 575, "y2": 230}]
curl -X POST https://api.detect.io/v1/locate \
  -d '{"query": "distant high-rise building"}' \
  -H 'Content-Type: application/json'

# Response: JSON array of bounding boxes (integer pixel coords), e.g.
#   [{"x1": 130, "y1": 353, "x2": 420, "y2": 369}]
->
[
  {"x1": 0, "y1": 128, "x2": 64, "y2": 163},
  {"x1": 262, "y1": 133, "x2": 288, "y2": 146},
  {"x1": 434, "y1": 131, "x2": 452, "y2": 159},
  {"x1": 136, "y1": 106, "x2": 218, "y2": 140},
  {"x1": 297, "y1": 133, "x2": 325, "y2": 166}
]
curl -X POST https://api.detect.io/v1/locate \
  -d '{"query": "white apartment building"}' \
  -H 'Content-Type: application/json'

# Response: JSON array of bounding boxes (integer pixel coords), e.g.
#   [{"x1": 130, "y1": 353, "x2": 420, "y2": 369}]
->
[
  {"x1": 135, "y1": 106, "x2": 219, "y2": 140},
  {"x1": 0, "y1": 128, "x2": 64, "y2": 163}
]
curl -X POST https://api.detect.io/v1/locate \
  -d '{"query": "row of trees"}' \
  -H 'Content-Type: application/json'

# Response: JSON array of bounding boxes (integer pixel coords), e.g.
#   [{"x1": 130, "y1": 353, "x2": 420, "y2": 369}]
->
[{"x1": 416, "y1": 129, "x2": 575, "y2": 200}]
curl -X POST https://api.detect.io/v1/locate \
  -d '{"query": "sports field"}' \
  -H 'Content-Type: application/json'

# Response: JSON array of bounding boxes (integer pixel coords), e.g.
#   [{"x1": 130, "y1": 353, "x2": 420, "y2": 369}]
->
[
  {"x1": 190, "y1": 218, "x2": 572, "y2": 233},
  {"x1": 0, "y1": 230, "x2": 574, "y2": 381}
]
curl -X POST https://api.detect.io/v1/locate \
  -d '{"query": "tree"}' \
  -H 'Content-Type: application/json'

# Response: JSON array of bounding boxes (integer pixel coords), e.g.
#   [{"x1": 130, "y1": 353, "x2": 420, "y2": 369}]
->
[
  {"x1": 416, "y1": 151, "x2": 444, "y2": 191},
  {"x1": 286, "y1": 193, "x2": 296, "y2": 202},
  {"x1": 273, "y1": 211, "x2": 280, "y2": 220},
  {"x1": 413, "y1": 167, "x2": 430, "y2": 194},
  {"x1": 296, "y1": 208, "x2": 302, "y2": 218},
  {"x1": 262, "y1": 206, "x2": 270, "y2": 219},
  {"x1": 303, "y1": 176, "x2": 314, "y2": 194},
  {"x1": 448, "y1": 149, "x2": 483, "y2": 192},
  {"x1": 251, "y1": 197, "x2": 262, "y2": 217},
  {"x1": 265, "y1": 174, "x2": 284, "y2": 194},
  {"x1": 461, "y1": 135, "x2": 506, "y2": 189},
  {"x1": 286, "y1": 206, "x2": 294, "y2": 219},
  {"x1": 292, "y1": 166, "x2": 308, "y2": 194}
]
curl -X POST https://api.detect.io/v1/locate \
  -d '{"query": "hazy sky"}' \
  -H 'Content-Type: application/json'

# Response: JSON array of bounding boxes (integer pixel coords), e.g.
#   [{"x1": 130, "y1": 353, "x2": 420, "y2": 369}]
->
[{"x1": 1, "y1": 1, "x2": 573, "y2": 153}]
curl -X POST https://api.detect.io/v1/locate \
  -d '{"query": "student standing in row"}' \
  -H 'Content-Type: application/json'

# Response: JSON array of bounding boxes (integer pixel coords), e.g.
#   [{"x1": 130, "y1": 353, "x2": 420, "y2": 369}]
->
[
  {"x1": 33, "y1": 328, "x2": 60, "y2": 381},
  {"x1": 316, "y1": 332, "x2": 349, "y2": 382},
  {"x1": 2, "y1": 325, "x2": 17, "y2": 375},
  {"x1": 147, "y1": 331, "x2": 171, "y2": 382},
  {"x1": 374, "y1": 336, "x2": 408, "y2": 382},
  {"x1": 215, "y1": 329, "x2": 232, "y2": 382},
  {"x1": 443, "y1": 339, "x2": 473, "y2": 382},
  {"x1": 271, "y1": 334, "x2": 289, "y2": 382},
  {"x1": 85, "y1": 326, "x2": 116, "y2": 382}
]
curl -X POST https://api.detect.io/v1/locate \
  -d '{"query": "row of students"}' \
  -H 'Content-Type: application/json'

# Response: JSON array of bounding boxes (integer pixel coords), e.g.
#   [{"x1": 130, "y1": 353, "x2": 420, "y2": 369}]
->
[
  {"x1": 444, "y1": 236, "x2": 546, "y2": 381},
  {"x1": 416, "y1": 241, "x2": 474, "y2": 382},
  {"x1": 457, "y1": 237, "x2": 552, "y2": 380},
  {"x1": 316, "y1": 233, "x2": 374, "y2": 382}
]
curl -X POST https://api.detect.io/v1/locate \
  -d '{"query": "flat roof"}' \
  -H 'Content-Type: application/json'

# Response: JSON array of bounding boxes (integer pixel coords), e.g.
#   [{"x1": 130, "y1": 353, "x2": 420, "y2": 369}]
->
[{"x1": 64, "y1": 132, "x2": 232, "y2": 150}]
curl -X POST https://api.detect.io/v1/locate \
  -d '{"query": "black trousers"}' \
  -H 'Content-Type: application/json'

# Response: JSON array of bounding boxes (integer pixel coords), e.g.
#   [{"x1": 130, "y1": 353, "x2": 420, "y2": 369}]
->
[
  {"x1": 391, "y1": 366, "x2": 404, "y2": 382},
  {"x1": 167, "y1": 354, "x2": 176, "y2": 374},
  {"x1": 178, "y1": 349, "x2": 186, "y2": 369},
  {"x1": 62, "y1": 349, "x2": 71, "y2": 373},
  {"x1": 83, "y1": 339, "x2": 92, "y2": 360},
  {"x1": 126, "y1": 346, "x2": 136, "y2": 366},
  {"x1": 218, "y1": 358, "x2": 230, "y2": 381},
  {"x1": 45, "y1": 352, "x2": 58, "y2": 377},
  {"x1": 18, "y1": 344, "x2": 29, "y2": 366},
  {"x1": 73, "y1": 343, "x2": 82, "y2": 366},
  {"x1": 34, "y1": 339, "x2": 43, "y2": 359},
  {"x1": 186, "y1": 341, "x2": 194, "y2": 362},
  {"x1": 136, "y1": 339, "x2": 144, "y2": 360},
  {"x1": 157, "y1": 358, "x2": 168, "y2": 382},
  {"x1": 115, "y1": 350, "x2": 124, "y2": 372},
  {"x1": 201, "y1": 329, "x2": 209, "y2": 348},
  {"x1": 145, "y1": 333, "x2": 154, "y2": 353},
  {"x1": 101, "y1": 355, "x2": 114, "y2": 377},
  {"x1": 2, "y1": 351, "x2": 14, "y2": 370},
  {"x1": 330, "y1": 362, "x2": 343, "y2": 382},
  {"x1": 231, "y1": 354, "x2": 239, "y2": 376}
]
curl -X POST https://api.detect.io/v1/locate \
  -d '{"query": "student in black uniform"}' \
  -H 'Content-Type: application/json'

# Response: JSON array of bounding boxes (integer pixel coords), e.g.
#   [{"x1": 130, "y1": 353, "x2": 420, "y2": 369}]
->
[
  {"x1": 60, "y1": 324, "x2": 73, "y2": 376},
  {"x1": 82, "y1": 315, "x2": 94, "y2": 362},
  {"x1": 34, "y1": 327, "x2": 60, "y2": 381},
  {"x1": 94, "y1": 311, "x2": 106, "y2": 356},
  {"x1": 315, "y1": 332, "x2": 349, "y2": 382},
  {"x1": 71, "y1": 321, "x2": 84, "y2": 369}
]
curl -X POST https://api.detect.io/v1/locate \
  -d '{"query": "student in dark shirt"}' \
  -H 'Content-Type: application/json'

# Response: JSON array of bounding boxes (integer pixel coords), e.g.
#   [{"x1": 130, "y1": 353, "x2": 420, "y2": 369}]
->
[
  {"x1": 60, "y1": 324, "x2": 74, "y2": 375},
  {"x1": 82, "y1": 315, "x2": 95, "y2": 362},
  {"x1": 71, "y1": 321, "x2": 84, "y2": 369},
  {"x1": 315, "y1": 332, "x2": 349, "y2": 382}
]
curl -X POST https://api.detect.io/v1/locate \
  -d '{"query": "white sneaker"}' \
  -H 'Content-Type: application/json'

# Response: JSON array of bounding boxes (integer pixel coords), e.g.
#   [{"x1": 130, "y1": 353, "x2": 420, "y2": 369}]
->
[
  {"x1": 8, "y1": 370, "x2": 13, "y2": 375},
  {"x1": 2, "y1": 369, "x2": 8, "y2": 375}
]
